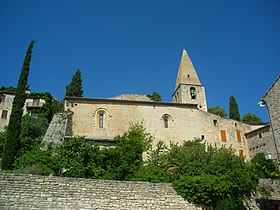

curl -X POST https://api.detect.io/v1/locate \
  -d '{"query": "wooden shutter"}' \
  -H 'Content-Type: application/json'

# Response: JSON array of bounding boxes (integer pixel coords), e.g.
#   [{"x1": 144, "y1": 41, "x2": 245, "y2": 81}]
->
[
  {"x1": 239, "y1": 150, "x2": 244, "y2": 159},
  {"x1": 220, "y1": 130, "x2": 227, "y2": 142},
  {"x1": 236, "y1": 130, "x2": 241, "y2": 142}
]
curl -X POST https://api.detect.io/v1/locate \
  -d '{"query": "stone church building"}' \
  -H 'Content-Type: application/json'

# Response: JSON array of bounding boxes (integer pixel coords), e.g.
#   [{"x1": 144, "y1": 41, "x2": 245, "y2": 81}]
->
[{"x1": 63, "y1": 49, "x2": 257, "y2": 160}]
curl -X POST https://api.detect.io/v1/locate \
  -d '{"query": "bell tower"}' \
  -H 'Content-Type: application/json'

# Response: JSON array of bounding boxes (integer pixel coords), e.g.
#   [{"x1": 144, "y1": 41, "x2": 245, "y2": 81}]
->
[{"x1": 172, "y1": 49, "x2": 207, "y2": 111}]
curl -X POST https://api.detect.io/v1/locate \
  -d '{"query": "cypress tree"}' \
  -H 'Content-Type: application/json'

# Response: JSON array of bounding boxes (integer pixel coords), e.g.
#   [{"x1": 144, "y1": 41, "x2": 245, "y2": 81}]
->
[
  {"x1": 1, "y1": 40, "x2": 35, "y2": 170},
  {"x1": 229, "y1": 95, "x2": 241, "y2": 121},
  {"x1": 65, "y1": 69, "x2": 83, "y2": 97}
]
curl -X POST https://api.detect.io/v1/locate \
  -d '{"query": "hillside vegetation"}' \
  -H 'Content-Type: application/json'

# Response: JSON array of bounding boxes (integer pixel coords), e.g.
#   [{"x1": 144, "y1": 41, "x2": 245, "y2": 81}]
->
[{"x1": 1, "y1": 121, "x2": 279, "y2": 209}]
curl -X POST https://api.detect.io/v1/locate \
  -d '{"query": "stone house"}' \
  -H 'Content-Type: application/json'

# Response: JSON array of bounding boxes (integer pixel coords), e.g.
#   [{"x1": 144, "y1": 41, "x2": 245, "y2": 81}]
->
[
  {"x1": 248, "y1": 76, "x2": 280, "y2": 162},
  {"x1": 0, "y1": 90, "x2": 45, "y2": 131}
]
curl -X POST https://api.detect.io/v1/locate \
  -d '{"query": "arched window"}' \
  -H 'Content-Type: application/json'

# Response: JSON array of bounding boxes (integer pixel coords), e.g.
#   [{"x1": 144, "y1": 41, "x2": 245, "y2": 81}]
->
[
  {"x1": 94, "y1": 108, "x2": 109, "y2": 129},
  {"x1": 190, "y1": 87, "x2": 196, "y2": 99},
  {"x1": 161, "y1": 114, "x2": 173, "y2": 129}
]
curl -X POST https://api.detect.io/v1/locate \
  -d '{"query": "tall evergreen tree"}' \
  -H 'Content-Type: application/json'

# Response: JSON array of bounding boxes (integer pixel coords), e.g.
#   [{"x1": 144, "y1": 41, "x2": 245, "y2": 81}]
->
[
  {"x1": 65, "y1": 69, "x2": 83, "y2": 97},
  {"x1": 229, "y1": 95, "x2": 241, "y2": 121},
  {"x1": 1, "y1": 40, "x2": 35, "y2": 170}
]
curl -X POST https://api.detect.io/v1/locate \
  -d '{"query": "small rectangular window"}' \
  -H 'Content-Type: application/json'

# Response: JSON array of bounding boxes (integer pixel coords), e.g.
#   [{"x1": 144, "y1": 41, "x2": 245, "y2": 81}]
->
[
  {"x1": 259, "y1": 133, "x2": 262, "y2": 138},
  {"x1": 236, "y1": 130, "x2": 241, "y2": 142},
  {"x1": 1, "y1": 110, "x2": 8, "y2": 119},
  {"x1": 213, "y1": 120, "x2": 218, "y2": 126},
  {"x1": 201, "y1": 135, "x2": 205, "y2": 140},
  {"x1": 220, "y1": 130, "x2": 227, "y2": 142}
]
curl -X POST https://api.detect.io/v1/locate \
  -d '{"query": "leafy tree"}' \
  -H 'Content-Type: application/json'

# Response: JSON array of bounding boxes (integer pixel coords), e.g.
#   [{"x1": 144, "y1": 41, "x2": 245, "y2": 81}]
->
[
  {"x1": 37, "y1": 92, "x2": 63, "y2": 122},
  {"x1": 208, "y1": 106, "x2": 227, "y2": 118},
  {"x1": 251, "y1": 153, "x2": 280, "y2": 179},
  {"x1": 147, "y1": 91, "x2": 162, "y2": 102},
  {"x1": 102, "y1": 124, "x2": 153, "y2": 180},
  {"x1": 19, "y1": 115, "x2": 49, "y2": 153},
  {"x1": 173, "y1": 146, "x2": 258, "y2": 207},
  {"x1": 15, "y1": 147, "x2": 56, "y2": 175},
  {"x1": 242, "y1": 113, "x2": 262, "y2": 122},
  {"x1": 229, "y1": 95, "x2": 240, "y2": 121},
  {"x1": 55, "y1": 137, "x2": 104, "y2": 178},
  {"x1": 214, "y1": 196, "x2": 243, "y2": 210},
  {"x1": 1, "y1": 40, "x2": 35, "y2": 170},
  {"x1": 65, "y1": 69, "x2": 83, "y2": 97},
  {"x1": 133, "y1": 141, "x2": 171, "y2": 183}
]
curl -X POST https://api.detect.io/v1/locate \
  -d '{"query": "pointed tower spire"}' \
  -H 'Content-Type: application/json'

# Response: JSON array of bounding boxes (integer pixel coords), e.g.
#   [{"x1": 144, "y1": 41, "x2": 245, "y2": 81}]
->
[
  {"x1": 172, "y1": 49, "x2": 207, "y2": 111},
  {"x1": 175, "y1": 49, "x2": 201, "y2": 90}
]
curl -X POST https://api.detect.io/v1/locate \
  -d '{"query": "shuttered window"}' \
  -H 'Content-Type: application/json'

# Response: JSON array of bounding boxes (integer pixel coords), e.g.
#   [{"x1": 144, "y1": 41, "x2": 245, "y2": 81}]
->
[
  {"x1": 236, "y1": 130, "x2": 241, "y2": 142},
  {"x1": 239, "y1": 150, "x2": 244, "y2": 159},
  {"x1": 220, "y1": 130, "x2": 227, "y2": 142}
]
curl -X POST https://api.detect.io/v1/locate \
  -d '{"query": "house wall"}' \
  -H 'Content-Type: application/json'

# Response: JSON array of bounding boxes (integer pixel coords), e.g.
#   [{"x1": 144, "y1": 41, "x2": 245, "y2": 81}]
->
[
  {"x1": 0, "y1": 93, "x2": 15, "y2": 131},
  {"x1": 65, "y1": 98, "x2": 252, "y2": 159},
  {"x1": 0, "y1": 92, "x2": 45, "y2": 132},
  {"x1": 246, "y1": 125, "x2": 278, "y2": 160},
  {"x1": 263, "y1": 77, "x2": 280, "y2": 161}
]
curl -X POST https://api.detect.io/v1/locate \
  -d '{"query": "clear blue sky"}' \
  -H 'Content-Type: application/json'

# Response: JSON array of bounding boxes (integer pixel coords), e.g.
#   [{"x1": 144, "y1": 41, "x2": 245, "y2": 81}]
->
[{"x1": 0, "y1": 0, "x2": 279, "y2": 121}]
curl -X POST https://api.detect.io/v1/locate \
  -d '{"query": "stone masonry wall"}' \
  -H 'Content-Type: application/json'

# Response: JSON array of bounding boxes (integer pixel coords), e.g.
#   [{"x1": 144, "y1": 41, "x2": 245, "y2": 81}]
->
[
  {"x1": 263, "y1": 77, "x2": 280, "y2": 162},
  {"x1": 246, "y1": 125, "x2": 278, "y2": 160},
  {"x1": 0, "y1": 173, "x2": 201, "y2": 210},
  {"x1": 42, "y1": 112, "x2": 72, "y2": 149},
  {"x1": 245, "y1": 178, "x2": 280, "y2": 210},
  {"x1": 65, "y1": 98, "x2": 252, "y2": 159}
]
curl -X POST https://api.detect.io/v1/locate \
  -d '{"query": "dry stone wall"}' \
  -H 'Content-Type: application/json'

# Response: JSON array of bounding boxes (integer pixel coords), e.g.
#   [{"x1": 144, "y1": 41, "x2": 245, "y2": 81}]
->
[
  {"x1": 42, "y1": 112, "x2": 72, "y2": 149},
  {"x1": 0, "y1": 173, "x2": 201, "y2": 210}
]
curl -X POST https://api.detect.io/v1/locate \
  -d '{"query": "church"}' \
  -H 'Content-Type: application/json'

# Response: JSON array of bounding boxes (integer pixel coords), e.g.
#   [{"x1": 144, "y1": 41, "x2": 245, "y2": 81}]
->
[{"x1": 63, "y1": 49, "x2": 257, "y2": 160}]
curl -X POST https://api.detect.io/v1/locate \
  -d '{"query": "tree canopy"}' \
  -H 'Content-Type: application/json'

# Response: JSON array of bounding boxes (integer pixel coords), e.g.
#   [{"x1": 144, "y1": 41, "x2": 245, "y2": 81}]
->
[
  {"x1": 147, "y1": 92, "x2": 162, "y2": 102},
  {"x1": 229, "y1": 95, "x2": 241, "y2": 121},
  {"x1": 208, "y1": 106, "x2": 227, "y2": 118},
  {"x1": 242, "y1": 113, "x2": 262, "y2": 122},
  {"x1": 65, "y1": 69, "x2": 83, "y2": 97}
]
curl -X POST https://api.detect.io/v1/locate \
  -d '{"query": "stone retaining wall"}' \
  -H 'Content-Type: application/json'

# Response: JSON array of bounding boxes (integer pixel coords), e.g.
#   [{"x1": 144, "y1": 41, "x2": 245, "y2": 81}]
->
[
  {"x1": 42, "y1": 112, "x2": 72, "y2": 149},
  {"x1": 245, "y1": 178, "x2": 280, "y2": 210},
  {"x1": 0, "y1": 173, "x2": 201, "y2": 210}
]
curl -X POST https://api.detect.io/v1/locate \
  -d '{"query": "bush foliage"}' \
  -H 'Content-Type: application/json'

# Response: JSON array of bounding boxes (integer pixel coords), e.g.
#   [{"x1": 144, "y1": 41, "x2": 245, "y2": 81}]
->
[
  {"x1": 208, "y1": 106, "x2": 228, "y2": 118},
  {"x1": 251, "y1": 153, "x2": 280, "y2": 179}
]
